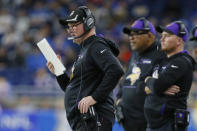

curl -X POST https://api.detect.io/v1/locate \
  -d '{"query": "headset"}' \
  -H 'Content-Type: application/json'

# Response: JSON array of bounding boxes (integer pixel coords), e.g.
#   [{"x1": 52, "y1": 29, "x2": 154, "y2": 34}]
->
[
  {"x1": 192, "y1": 26, "x2": 197, "y2": 37},
  {"x1": 139, "y1": 17, "x2": 150, "y2": 31},
  {"x1": 175, "y1": 21, "x2": 186, "y2": 37},
  {"x1": 78, "y1": 6, "x2": 95, "y2": 32}
]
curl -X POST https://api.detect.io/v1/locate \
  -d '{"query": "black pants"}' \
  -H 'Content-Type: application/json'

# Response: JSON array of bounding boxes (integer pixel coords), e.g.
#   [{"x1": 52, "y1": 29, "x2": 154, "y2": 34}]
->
[
  {"x1": 74, "y1": 117, "x2": 112, "y2": 131},
  {"x1": 123, "y1": 124, "x2": 146, "y2": 131},
  {"x1": 122, "y1": 120, "x2": 146, "y2": 131},
  {"x1": 122, "y1": 111, "x2": 146, "y2": 131},
  {"x1": 121, "y1": 105, "x2": 147, "y2": 131},
  {"x1": 147, "y1": 122, "x2": 188, "y2": 131}
]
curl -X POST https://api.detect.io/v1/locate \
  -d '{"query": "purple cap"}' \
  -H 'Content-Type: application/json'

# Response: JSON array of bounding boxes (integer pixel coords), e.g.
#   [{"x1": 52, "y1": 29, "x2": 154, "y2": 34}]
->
[
  {"x1": 156, "y1": 21, "x2": 188, "y2": 42},
  {"x1": 190, "y1": 26, "x2": 197, "y2": 41},
  {"x1": 122, "y1": 17, "x2": 156, "y2": 36}
]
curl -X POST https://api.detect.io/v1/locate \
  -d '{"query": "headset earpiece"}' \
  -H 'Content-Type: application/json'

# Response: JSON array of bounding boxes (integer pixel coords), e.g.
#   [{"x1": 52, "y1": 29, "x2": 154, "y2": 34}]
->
[
  {"x1": 176, "y1": 21, "x2": 186, "y2": 37},
  {"x1": 139, "y1": 17, "x2": 150, "y2": 31},
  {"x1": 78, "y1": 6, "x2": 95, "y2": 32},
  {"x1": 192, "y1": 26, "x2": 197, "y2": 36}
]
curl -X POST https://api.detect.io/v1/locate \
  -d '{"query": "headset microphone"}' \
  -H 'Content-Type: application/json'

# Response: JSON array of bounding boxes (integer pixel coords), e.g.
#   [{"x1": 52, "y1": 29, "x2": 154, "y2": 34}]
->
[
  {"x1": 67, "y1": 33, "x2": 83, "y2": 40},
  {"x1": 67, "y1": 30, "x2": 89, "y2": 40},
  {"x1": 67, "y1": 35, "x2": 82, "y2": 40},
  {"x1": 67, "y1": 36, "x2": 75, "y2": 40}
]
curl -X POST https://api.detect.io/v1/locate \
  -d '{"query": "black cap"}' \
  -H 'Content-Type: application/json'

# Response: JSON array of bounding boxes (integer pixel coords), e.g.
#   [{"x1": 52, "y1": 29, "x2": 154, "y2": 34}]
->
[{"x1": 59, "y1": 8, "x2": 86, "y2": 26}]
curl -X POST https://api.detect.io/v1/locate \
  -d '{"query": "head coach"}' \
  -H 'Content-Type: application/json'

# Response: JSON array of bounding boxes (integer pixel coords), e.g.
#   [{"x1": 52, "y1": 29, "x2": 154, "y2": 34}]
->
[{"x1": 46, "y1": 6, "x2": 124, "y2": 131}]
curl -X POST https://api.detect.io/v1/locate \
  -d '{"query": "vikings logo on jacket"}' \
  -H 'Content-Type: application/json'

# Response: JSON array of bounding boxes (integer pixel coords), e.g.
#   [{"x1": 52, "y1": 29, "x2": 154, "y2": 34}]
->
[{"x1": 126, "y1": 66, "x2": 141, "y2": 85}]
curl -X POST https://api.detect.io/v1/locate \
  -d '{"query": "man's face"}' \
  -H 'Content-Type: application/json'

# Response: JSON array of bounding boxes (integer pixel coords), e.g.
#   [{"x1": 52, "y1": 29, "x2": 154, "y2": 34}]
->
[
  {"x1": 160, "y1": 32, "x2": 178, "y2": 53},
  {"x1": 128, "y1": 30, "x2": 149, "y2": 52},
  {"x1": 67, "y1": 22, "x2": 84, "y2": 44}
]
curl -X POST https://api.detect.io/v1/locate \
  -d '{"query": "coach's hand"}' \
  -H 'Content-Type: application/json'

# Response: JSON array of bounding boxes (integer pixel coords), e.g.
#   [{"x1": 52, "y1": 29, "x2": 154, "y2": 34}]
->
[
  {"x1": 78, "y1": 96, "x2": 97, "y2": 114},
  {"x1": 116, "y1": 98, "x2": 122, "y2": 106},
  {"x1": 164, "y1": 85, "x2": 180, "y2": 95},
  {"x1": 46, "y1": 62, "x2": 55, "y2": 75},
  {"x1": 145, "y1": 86, "x2": 152, "y2": 94},
  {"x1": 46, "y1": 55, "x2": 61, "y2": 75}
]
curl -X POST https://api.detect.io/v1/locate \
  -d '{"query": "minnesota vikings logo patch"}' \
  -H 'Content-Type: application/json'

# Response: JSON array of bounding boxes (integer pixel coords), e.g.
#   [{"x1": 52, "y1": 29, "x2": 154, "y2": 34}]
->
[
  {"x1": 70, "y1": 65, "x2": 75, "y2": 80},
  {"x1": 126, "y1": 66, "x2": 141, "y2": 85}
]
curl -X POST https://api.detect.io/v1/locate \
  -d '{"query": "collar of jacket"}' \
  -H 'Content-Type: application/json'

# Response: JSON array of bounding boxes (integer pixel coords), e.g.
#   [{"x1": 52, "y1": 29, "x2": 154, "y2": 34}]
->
[
  {"x1": 80, "y1": 35, "x2": 96, "y2": 48},
  {"x1": 140, "y1": 41, "x2": 158, "y2": 55},
  {"x1": 168, "y1": 51, "x2": 188, "y2": 60}
]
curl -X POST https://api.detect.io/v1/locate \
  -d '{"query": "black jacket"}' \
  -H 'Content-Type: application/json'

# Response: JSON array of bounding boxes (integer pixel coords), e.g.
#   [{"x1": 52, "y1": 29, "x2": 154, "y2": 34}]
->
[
  {"x1": 117, "y1": 42, "x2": 166, "y2": 127},
  {"x1": 56, "y1": 35, "x2": 124, "y2": 129},
  {"x1": 144, "y1": 51, "x2": 196, "y2": 129}
]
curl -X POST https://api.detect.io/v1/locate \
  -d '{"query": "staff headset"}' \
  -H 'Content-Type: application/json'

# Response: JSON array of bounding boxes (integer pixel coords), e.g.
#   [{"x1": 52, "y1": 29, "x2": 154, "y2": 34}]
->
[
  {"x1": 192, "y1": 26, "x2": 197, "y2": 37},
  {"x1": 139, "y1": 17, "x2": 150, "y2": 31},
  {"x1": 175, "y1": 21, "x2": 186, "y2": 37},
  {"x1": 78, "y1": 6, "x2": 95, "y2": 32}
]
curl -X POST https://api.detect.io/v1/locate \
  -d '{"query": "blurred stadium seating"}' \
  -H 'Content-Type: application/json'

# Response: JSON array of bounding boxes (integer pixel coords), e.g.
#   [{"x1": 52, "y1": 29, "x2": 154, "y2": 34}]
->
[{"x1": 0, "y1": 0, "x2": 197, "y2": 130}]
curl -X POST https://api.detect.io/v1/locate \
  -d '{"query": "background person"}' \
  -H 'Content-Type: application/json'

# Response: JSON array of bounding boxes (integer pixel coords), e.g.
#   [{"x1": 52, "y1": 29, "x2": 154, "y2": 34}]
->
[{"x1": 144, "y1": 21, "x2": 196, "y2": 131}]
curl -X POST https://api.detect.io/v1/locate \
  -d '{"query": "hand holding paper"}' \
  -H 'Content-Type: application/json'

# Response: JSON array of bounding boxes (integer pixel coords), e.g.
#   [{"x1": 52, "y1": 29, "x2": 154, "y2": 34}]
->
[{"x1": 37, "y1": 38, "x2": 66, "y2": 76}]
